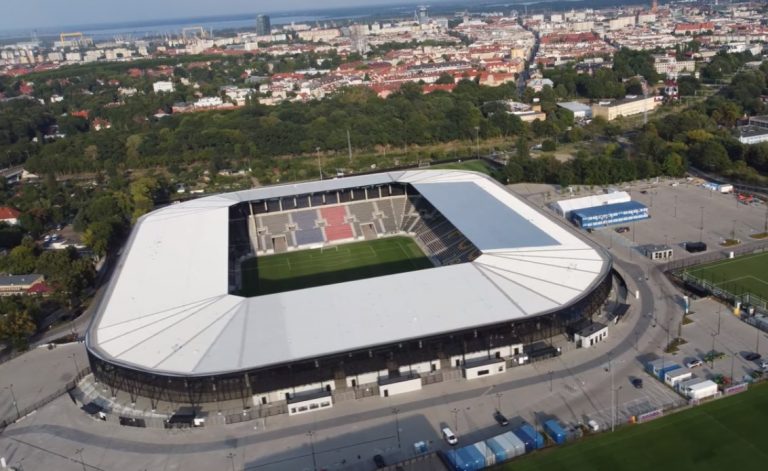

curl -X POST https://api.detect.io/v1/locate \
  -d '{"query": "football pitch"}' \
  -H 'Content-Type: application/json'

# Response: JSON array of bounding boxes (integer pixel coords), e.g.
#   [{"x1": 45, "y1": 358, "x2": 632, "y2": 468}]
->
[
  {"x1": 503, "y1": 383, "x2": 768, "y2": 471},
  {"x1": 240, "y1": 236, "x2": 433, "y2": 296},
  {"x1": 684, "y1": 251, "x2": 768, "y2": 300}
]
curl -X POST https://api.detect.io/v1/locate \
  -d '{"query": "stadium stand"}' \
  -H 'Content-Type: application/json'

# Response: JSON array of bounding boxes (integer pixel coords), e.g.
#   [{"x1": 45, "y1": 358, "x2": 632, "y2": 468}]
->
[
  {"x1": 295, "y1": 228, "x2": 324, "y2": 246},
  {"x1": 376, "y1": 200, "x2": 399, "y2": 234},
  {"x1": 347, "y1": 201, "x2": 377, "y2": 224},
  {"x1": 258, "y1": 213, "x2": 291, "y2": 235},
  {"x1": 247, "y1": 184, "x2": 480, "y2": 262},
  {"x1": 292, "y1": 210, "x2": 318, "y2": 231},
  {"x1": 320, "y1": 206, "x2": 354, "y2": 242}
]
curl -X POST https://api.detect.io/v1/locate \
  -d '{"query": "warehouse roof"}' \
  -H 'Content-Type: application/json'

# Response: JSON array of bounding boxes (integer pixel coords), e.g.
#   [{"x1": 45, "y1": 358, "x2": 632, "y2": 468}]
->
[
  {"x1": 571, "y1": 200, "x2": 647, "y2": 218},
  {"x1": 87, "y1": 170, "x2": 610, "y2": 376},
  {"x1": 552, "y1": 191, "x2": 631, "y2": 217}
]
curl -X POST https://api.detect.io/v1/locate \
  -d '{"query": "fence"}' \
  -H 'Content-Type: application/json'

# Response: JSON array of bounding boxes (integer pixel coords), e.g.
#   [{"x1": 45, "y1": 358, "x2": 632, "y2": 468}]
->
[
  {"x1": 663, "y1": 238, "x2": 768, "y2": 273},
  {"x1": 665, "y1": 239, "x2": 768, "y2": 319},
  {"x1": 0, "y1": 366, "x2": 91, "y2": 434}
]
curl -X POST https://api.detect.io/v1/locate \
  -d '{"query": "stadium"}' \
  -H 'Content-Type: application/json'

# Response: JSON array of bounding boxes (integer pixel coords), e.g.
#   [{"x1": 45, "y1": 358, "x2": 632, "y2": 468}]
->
[{"x1": 85, "y1": 170, "x2": 612, "y2": 413}]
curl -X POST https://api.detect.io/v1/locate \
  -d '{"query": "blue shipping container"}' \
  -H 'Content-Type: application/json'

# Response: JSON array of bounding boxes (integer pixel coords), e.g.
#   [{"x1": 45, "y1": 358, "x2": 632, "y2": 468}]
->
[
  {"x1": 462, "y1": 444, "x2": 486, "y2": 471},
  {"x1": 543, "y1": 419, "x2": 567, "y2": 445},
  {"x1": 513, "y1": 428, "x2": 535, "y2": 453},
  {"x1": 485, "y1": 437, "x2": 508, "y2": 462},
  {"x1": 519, "y1": 423, "x2": 545, "y2": 449},
  {"x1": 498, "y1": 431, "x2": 527, "y2": 458},
  {"x1": 657, "y1": 364, "x2": 681, "y2": 381},
  {"x1": 474, "y1": 442, "x2": 495, "y2": 466}
]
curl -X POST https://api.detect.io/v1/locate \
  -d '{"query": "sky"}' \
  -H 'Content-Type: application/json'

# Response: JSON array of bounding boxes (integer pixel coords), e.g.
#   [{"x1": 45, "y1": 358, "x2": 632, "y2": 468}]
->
[{"x1": 0, "y1": 0, "x2": 450, "y2": 31}]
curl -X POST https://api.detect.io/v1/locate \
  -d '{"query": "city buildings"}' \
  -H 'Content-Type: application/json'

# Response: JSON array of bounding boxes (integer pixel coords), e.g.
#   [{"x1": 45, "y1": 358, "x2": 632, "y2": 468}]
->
[{"x1": 256, "y1": 14, "x2": 271, "y2": 37}]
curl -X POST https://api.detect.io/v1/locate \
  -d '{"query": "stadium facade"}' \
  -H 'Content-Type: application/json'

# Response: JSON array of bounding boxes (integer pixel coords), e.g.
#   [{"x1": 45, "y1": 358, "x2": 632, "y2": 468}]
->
[{"x1": 86, "y1": 170, "x2": 612, "y2": 411}]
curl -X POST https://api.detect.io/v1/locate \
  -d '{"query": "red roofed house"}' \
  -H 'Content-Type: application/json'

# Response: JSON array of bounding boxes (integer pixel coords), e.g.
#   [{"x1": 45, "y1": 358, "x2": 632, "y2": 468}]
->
[{"x1": 0, "y1": 206, "x2": 21, "y2": 225}]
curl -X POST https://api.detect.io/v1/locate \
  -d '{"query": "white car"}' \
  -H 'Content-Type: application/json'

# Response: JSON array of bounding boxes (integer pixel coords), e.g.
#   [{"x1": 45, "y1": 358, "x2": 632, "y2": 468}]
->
[
  {"x1": 442, "y1": 427, "x2": 458, "y2": 445},
  {"x1": 685, "y1": 359, "x2": 703, "y2": 369},
  {"x1": 760, "y1": 359, "x2": 768, "y2": 370}
]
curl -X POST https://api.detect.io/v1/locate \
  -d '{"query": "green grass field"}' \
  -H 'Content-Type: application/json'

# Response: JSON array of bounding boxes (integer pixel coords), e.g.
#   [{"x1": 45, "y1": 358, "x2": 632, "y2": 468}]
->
[
  {"x1": 685, "y1": 251, "x2": 768, "y2": 300},
  {"x1": 240, "y1": 236, "x2": 432, "y2": 296},
  {"x1": 430, "y1": 160, "x2": 494, "y2": 174},
  {"x1": 500, "y1": 383, "x2": 768, "y2": 471}
]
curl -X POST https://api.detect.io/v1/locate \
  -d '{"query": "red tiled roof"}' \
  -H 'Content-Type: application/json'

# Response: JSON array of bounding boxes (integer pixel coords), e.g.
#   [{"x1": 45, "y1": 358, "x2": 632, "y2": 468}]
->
[{"x1": 0, "y1": 207, "x2": 20, "y2": 220}]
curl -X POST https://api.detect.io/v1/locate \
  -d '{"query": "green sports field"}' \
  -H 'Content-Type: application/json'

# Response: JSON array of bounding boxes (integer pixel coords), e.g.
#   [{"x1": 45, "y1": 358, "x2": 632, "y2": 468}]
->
[
  {"x1": 501, "y1": 383, "x2": 768, "y2": 471},
  {"x1": 240, "y1": 236, "x2": 433, "y2": 296},
  {"x1": 684, "y1": 251, "x2": 768, "y2": 300}
]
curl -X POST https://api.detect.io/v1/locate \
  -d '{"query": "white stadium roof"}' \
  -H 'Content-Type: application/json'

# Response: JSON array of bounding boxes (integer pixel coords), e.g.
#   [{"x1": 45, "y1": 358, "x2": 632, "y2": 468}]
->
[{"x1": 87, "y1": 170, "x2": 610, "y2": 376}]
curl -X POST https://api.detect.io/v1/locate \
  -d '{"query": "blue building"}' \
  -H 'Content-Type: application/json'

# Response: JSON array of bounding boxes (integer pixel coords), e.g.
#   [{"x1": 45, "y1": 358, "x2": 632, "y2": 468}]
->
[{"x1": 571, "y1": 201, "x2": 649, "y2": 229}]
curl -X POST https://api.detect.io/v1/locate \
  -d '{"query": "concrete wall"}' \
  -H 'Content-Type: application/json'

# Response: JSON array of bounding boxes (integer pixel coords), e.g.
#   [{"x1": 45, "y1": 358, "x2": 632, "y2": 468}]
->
[
  {"x1": 288, "y1": 395, "x2": 333, "y2": 416},
  {"x1": 345, "y1": 369, "x2": 388, "y2": 388},
  {"x1": 253, "y1": 379, "x2": 335, "y2": 405},
  {"x1": 464, "y1": 360, "x2": 506, "y2": 380},
  {"x1": 379, "y1": 377, "x2": 423, "y2": 397}
]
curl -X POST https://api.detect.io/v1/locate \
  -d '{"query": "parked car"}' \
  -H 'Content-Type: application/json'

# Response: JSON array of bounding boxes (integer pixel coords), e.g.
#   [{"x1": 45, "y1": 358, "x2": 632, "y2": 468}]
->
[
  {"x1": 760, "y1": 359, "x2": 768, "y2": 370},
  {"x1": 631, "y1": 378, "x2": 643, "y2": 389},
  {"x1": 494, "y1": 410, "x2": 509, "y2": 426},
  {"x1": 615, "y1": 226, "x2": 630, "y2": 233},
  {"x1": 587, "y1": 419, "x2": 600, "y2": 432},
  {"x1": 442, "y1": 427, "x2": 458, "y2": 445},
  {"x1": 685, "y1": 359, "x2": 703, "y2": 369},
  {"x1": 744, "y1": 352, "x2": 762, "y2": 361},
  {"x1": 373, "y1": 455, "x2": 386, "y2": 468}
]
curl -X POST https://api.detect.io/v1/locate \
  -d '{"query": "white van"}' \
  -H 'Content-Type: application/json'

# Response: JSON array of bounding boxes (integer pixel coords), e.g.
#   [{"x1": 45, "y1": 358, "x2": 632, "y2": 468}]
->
[{"x1": 442, "y1": 427, "x2": 458, "y2": 445}]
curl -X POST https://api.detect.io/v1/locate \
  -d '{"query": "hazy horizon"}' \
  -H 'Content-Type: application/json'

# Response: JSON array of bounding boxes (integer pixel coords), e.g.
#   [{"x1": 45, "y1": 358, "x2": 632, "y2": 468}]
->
[{"x1": 0, "y1": 0, "x2": 460, "y2": 32}]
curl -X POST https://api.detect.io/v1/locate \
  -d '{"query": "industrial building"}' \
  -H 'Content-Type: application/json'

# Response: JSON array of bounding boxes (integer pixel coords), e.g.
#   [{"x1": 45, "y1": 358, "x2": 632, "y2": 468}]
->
[
  {"x1": 552, "y1": 191, "x2": 630, "y2": 219},
  {"x1": 556, "y1": 101, "x2": 592, "y2": 120},
  {"x1": 570, "y1": 200, "x2": 649, "y2": 229},
  {"x1": 645, "y1": 244, "x2": 673, "y2": 261},
  {"x1": 736, "y1": 125, "x2": 768, "y2": 145},
  {"x1": 86, "y1": 170, "x2": 612, "y2": 409},
  {"x1": 591, "y1": 96, "x2": 660, "y2": 121}
]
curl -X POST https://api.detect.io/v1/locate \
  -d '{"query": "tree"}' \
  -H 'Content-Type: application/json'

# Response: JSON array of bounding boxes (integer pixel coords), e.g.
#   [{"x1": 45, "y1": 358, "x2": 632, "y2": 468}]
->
[
  {"x1": 82, "y1": 220, "x2": 116, "y2": 257},
  {"x1": 435, "y1": 73, "x2": 455, "y2": 85},
  {"x1": 0, "y1": 310, "x2": 37, "y2": 350},
  {"x1": 6, "y1": 244, "x2": 37, "y2": 275},
  {"x1": 662, "y1": 152, "x2": 686, "y2": 177},
  {"x1": 688, "y1": 141, "x2": 731, "y2": 173}
]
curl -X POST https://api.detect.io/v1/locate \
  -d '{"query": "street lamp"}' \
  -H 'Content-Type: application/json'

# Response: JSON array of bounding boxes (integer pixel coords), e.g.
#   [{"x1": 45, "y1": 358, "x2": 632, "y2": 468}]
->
[
  {"x1": 307, "y1": 431, "x2": 318, "y2": 471},
  {"x1": 475, "y1": 126, "x2": 480, "y2": 158},
  {"x1": 315, "y1": 147, "x2": 322, "y2": 181},
  {"x1": 392, "y1": 407, "x2": 401, "y2": 449},
  {"x1": 612, "y1": 386, "x2": 623, "y2": 432},
  {"x1": 548, "y1": 371, "x2": 553, "y2": 392},
  {"x1": 4, "y1": 384, "x2": 20, "y2": 420},
  {"x1": 74, "y1": 448, "x2": 86, "y2": 471},
  {"x1": 70, "y1": 353, "x2": 80, "y2": 379},
  {"x1": 226, "y1": 452, "x2": 236, "y2": 471},
  {"x1": 450, "y1": 408, "x2": 460, "y2": 437},
  {"x1": 495, "y1": 392, "x2": 503, "y2": 412}
]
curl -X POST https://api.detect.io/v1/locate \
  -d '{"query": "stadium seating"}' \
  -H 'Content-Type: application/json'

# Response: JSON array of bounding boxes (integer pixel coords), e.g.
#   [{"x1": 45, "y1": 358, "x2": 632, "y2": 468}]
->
[
  {"x1": 347, "y1": 201, "x2": 377, "y2": 224},
  {"x1": 292, "y1": 210, "x2": 318, "y2": 231},
  {"x1": 376, "y1": 200, "x2": 398, "y2": 234},
  {"x1": 295, "y1": 228, "x2": 325, "y2": 246},
  {"x1": 247, "y1": 190, "x2": 480, "y2": 263},
  {"x1": 320, "y1": 206, "x2": 348, "y2": 226},
  {"x1": 258, "y1": 213, "x2": 291, "y2": 235},
  {"x1": 320, "y1": 206, "x2": 353, "y2": 242}
]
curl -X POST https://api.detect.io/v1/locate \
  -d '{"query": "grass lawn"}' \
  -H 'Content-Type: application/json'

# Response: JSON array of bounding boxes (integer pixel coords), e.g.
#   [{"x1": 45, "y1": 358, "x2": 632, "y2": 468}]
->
[
  {"x1": 240, "y1": 236, "x2": 432, "y2": 296},
  {"x1": 499, "y1": 382, "x2": 768, "y2": 471},
  {"x1": 684, "y1": 251, "x2": 768, "y2": 300},
  {"x1": 430, "y1": 159, "x2": 494, "y2": 175}
]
